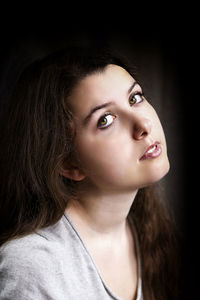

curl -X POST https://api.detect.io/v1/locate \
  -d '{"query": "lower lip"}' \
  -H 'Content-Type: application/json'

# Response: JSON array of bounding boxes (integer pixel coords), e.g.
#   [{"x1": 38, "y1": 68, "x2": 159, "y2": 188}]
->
[{"x1": 140, "y1": 143, "x2": 162, "y2": 161}]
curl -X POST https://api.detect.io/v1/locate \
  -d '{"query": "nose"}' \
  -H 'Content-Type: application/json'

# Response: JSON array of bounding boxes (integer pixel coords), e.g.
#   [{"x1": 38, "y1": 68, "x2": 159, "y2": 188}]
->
[{"x1": 132, "y1": 117, "x2": 152, "y2": 140}]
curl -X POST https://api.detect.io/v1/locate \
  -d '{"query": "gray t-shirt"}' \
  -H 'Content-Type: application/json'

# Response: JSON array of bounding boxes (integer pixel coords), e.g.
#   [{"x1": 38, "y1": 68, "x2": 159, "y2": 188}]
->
[{"x1": 0, "y1": 213, "x2": 143, "y2": 300}]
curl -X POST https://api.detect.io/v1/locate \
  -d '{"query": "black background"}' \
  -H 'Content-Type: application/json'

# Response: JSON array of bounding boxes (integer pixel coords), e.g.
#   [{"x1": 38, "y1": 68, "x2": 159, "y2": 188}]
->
[{"x1": 0, "y1": 5, "x2": 199, "y2": 298}]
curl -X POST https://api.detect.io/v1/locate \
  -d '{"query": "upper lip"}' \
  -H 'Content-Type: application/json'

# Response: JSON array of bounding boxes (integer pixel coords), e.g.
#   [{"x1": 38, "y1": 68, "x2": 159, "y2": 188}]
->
[{"x1": 140, "y1": 141, "x2": 160, "y2": 160}]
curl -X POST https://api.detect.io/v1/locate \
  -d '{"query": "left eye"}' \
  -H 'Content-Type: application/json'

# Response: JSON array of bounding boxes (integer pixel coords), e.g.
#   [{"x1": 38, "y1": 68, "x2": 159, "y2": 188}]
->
[
  {"x1": 129, "y1": 92, "x2": 144, "y2": 106},
  {"x1": 97, "y1": 113, "x2": 117, "y2": 129}
]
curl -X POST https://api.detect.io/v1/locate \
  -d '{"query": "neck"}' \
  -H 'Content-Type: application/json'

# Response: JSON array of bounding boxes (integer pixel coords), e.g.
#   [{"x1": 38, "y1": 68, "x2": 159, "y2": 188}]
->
[{"x1": 66, "y1": 188, "x2": 138, "y2": 238}]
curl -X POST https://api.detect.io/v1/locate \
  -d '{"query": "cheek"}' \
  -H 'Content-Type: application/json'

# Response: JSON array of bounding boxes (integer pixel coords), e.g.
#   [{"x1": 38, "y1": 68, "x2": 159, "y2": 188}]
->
[
  {"x1": 149, "y1": 105, "x2": 167, "y2": 143},
  {"x1": 75, "y1": 133, "x2": 134, "y2": 183},
  {"x1": 74, "y1": 104, "x2": 169, "y2": 190},
  {"x1": 76, "y1": 136, "x2": 123, "y2": 170}
]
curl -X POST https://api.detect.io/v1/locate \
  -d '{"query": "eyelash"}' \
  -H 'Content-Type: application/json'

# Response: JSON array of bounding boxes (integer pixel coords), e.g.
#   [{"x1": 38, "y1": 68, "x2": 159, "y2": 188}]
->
[
  {"x1": 97, "y1": 112, "x2": 117, "y2": 130},
  {"x1": 97, "y1": 91, "x2": 145, "y2": 130},
  {"x1": 129, "y1": 91, "x2": 144, "y2": 106}
]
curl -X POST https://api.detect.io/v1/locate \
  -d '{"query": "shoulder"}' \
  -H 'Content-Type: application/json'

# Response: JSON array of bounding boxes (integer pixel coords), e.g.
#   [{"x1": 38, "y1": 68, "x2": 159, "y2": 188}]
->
[
  {"x1": 0, "y1": 218, "x2": 69, "y2": 299},
  {"x1": 0, "y1": 215, "x2": 103, "y2": 299},
  {"x1": 0, "y1": 232, "x2": 53, "y2": 266}
]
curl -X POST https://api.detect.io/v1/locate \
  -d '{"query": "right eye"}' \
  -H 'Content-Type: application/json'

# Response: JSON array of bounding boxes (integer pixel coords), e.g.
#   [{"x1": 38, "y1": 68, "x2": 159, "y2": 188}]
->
[{"x1": 97, "y1": 113, "x2": 117, "y2": 129}]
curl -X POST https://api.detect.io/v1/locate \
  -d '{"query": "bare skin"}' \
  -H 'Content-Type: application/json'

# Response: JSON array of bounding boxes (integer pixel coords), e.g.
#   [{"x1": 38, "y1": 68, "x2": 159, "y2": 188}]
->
[
  {"x1": 66, "y1": 198, "x2": 138, "y2": 300},
  {"x1": 63, "y1": 65, "x2": 169, "y2": 299}
]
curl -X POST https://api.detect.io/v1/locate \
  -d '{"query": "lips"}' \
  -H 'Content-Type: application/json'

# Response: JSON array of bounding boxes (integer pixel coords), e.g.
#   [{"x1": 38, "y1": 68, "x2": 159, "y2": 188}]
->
[{"x1": 140, "y1": 142, "x2": 162, "y2": 160}]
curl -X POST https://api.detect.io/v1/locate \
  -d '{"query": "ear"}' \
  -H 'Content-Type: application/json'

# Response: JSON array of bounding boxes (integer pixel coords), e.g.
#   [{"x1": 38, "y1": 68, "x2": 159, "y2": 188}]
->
[{"x1": 60, "y1": 166, "x2": 86, "y2": 181}]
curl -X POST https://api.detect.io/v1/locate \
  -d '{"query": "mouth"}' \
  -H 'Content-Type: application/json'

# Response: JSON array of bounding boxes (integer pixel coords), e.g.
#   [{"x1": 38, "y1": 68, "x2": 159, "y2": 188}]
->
[{"x1": 140, "y1": 142, "x2": 162, "y2": 161}]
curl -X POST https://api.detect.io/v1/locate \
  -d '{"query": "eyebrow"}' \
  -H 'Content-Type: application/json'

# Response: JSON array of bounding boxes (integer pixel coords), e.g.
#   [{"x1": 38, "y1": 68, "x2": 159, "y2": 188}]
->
[
  {"x1": 83, "y1": 80, "x2": 138, "y2": 125},
  {"x1": 127, "y1": 81, "x2": 138, "y2": 94}
]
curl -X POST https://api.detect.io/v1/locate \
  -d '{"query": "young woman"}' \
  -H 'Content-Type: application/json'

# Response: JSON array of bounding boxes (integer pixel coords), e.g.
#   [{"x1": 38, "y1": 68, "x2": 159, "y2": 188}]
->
[{"x1": 0, "y1": 46, "x2": 180, "y2": 300}]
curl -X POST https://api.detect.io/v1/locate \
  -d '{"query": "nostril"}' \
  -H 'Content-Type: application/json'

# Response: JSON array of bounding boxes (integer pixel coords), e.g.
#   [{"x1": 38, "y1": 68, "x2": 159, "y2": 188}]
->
[
  {"x1": 133, "y1": 119, "x2": 152, "y2": 140},
  {"x1": 134, "y1": 129, "x2": 148, "y2": 140}
]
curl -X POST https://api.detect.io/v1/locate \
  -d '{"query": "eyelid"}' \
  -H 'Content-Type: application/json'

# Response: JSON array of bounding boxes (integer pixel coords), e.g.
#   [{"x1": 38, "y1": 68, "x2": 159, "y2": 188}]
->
[
  {"x1": 97, "y1": 112, "x2": 117, "y2": 129},
  {"x1": 90, "y1": 88, "x2": 145, "y2": 130},
  {"x1": 129, "y1": 90, "x2": 144, "y2": 105},
  {"x1": 129, "y1": 89, "x2": 144, "y2": 98}
]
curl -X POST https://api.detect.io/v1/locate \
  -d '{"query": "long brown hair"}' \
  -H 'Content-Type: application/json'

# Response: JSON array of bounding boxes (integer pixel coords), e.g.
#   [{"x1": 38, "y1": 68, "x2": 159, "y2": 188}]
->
[{"x1": 0, "y1": 46, "x2": 180, "y2": 299}]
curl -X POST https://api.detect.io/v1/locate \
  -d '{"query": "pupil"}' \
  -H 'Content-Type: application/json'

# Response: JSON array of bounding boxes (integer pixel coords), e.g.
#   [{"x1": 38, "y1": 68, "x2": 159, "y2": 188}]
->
[{"x1": 101, "y1": 118, "x2": 106, "y2": 125}]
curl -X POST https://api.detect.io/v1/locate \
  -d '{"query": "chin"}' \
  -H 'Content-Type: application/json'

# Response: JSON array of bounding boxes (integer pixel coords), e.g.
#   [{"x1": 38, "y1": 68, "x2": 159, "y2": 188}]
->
[
  {"x1": 139, "y1": 157, "x2": 170, "y2": 188},
  {"x1": 142, "y1": 158, "x2": 170, "y2": 187}
]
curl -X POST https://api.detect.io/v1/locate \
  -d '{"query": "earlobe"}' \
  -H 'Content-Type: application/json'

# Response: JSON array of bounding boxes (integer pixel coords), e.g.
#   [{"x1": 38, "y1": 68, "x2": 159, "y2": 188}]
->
[{"x1": 60, "y1": 167, "x2": 86, "y2": 181}]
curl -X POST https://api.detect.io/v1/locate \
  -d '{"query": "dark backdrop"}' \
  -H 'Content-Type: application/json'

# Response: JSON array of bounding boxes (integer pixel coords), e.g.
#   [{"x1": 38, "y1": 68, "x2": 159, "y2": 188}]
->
[
  {"x1": 0, "y1": 8, "x2": 198, "y2": 299},
  {"x1": 0, "y1": 28, "x2": 186, "y2": 225}
]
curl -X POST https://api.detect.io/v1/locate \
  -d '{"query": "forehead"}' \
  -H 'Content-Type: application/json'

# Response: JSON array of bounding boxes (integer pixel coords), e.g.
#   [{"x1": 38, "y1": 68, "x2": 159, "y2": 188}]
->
[
  {"x1": 69, "y1": 64, "x2": 134, "y2": 114},
  {"x1": 76, "y1": 64, "x2": 133, "y2": 96}
]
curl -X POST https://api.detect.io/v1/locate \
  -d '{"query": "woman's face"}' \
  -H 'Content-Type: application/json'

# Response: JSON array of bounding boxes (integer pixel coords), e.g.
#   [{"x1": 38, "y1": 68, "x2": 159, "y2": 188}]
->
[{"x1": 68, "y1": 64, "x2": 169, "y2": 193}]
